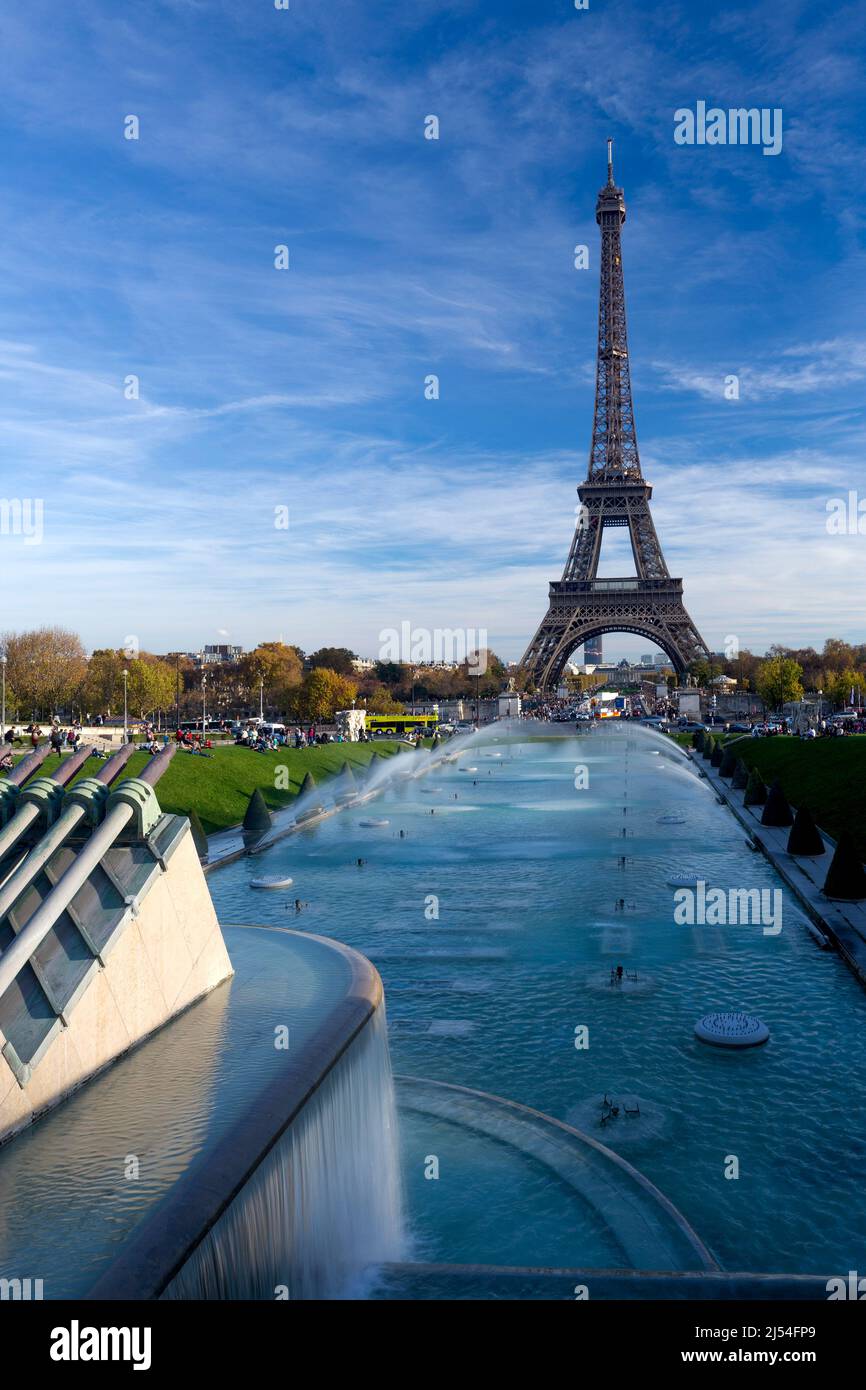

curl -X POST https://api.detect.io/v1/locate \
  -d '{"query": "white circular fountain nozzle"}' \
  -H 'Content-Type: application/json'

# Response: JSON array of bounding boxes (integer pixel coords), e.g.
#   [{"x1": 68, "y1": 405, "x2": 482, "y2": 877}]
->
[
  {"x1": 694, "y1": 1011, "x2": 769, "y2": 1048},
  {"x1": 250, "y1": 875, "x2": 294, "y2": 890}
]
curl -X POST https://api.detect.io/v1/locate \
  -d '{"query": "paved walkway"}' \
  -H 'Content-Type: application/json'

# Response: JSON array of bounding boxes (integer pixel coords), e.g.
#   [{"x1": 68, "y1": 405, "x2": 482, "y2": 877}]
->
[{"x1": 692, "y1": 749, "x2": 866, "y2": 987}]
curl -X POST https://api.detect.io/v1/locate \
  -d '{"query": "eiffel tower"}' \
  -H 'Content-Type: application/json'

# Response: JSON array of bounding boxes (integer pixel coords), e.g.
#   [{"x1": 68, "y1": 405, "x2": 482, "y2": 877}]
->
[{"x1": 521, "y1": 142, "x2": 709, "y2": 690}]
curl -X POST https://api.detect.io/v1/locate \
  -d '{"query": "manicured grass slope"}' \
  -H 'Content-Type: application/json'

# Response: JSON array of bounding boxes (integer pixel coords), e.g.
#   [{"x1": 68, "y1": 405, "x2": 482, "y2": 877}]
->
[
  {"x1": 711, "y1": 736, "x2": 866, "y2": 857},
  {"x1": 60, "y1": 741, "x2": 409, "y2": 833}
]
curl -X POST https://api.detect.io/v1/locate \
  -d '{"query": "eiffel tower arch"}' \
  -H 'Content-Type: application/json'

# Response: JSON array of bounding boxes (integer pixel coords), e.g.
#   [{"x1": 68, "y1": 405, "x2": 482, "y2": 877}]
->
[{"x1": 521, "y1": 143, "x2": 709, "y2": 690}]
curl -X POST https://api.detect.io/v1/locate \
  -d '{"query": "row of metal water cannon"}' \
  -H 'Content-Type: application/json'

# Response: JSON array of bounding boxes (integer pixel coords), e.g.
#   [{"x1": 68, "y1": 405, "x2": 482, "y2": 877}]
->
[{"x1": 0, "y1": 741, "x2": 176, "y2": 1001}]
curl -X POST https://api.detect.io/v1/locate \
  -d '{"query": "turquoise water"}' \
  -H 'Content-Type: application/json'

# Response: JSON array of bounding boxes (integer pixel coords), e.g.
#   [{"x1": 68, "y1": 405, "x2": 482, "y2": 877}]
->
[
  {"x1": 0, "y1": 927, "x2": 386, "y2": 1297},
  {"x1": 210, "y1": 728, "x2": 866, "y2": 1276}
]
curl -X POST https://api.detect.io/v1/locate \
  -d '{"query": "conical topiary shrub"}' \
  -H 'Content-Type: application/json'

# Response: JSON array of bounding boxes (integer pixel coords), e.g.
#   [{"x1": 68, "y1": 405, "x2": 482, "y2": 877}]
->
[
  {"x1": 710, "y1": 740, "x2": 724, "y2": 767},
  {"x1": 823, "y1": 830, "x2": 866, "y2": 900},
  {"x1": 334, "y1": 760, "x2": 357, "y2": 803},
  {"x1": 188, "y1": 808, "x2": 209, "y2": 861},
  {"x1": 787, "y1": 805, "x2": 825, "y2": 856},
  {"x1": 732, "y1": 758, "x2": 749, "y2": 790},
  {"x1": 693, "y1": 729, "x2": 705, "y2": 752},
  {"x1": 761, "y1": 778, "x2": 793, "y2": 827},
  {"x1": 295, "y1": 770, "x2": 325, "y2": 822},
  {"x1": 743, "y1": 768, "x2": 767, "y2": 806},
  {"x1": 243, "y1": 787, "x2": 272, "y2": 846},
  {"x1": 719, "y1": 745, "x2": 737, "y2": 779},
  {"x1": 702, "y1": 735, "x2": 715, "y2": 761}
]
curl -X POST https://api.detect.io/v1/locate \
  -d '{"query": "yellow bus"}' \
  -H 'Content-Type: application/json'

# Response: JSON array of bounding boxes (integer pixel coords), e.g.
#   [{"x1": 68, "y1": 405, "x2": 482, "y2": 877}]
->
[{"x1": 365, "y1": 713, "x2": 439, "y2": 736}]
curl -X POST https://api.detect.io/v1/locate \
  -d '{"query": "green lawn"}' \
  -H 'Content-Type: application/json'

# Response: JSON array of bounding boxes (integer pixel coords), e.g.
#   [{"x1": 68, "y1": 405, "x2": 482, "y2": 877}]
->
[
  {"x1": 671, "y1": 732, "x2": 866, "y2": 856},
  {"x1": 16, "y1": 740, "x2": 416, "y2": 834}
]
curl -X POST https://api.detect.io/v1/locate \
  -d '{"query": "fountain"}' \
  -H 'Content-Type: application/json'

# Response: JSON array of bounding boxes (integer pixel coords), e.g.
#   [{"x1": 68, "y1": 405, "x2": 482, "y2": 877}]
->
[
  {"x1": 0, "y1": 748, "x2": 406, "y2": 1300},
  {"x1": 694, "y1": 1012, "x2": 770, "y2": 1049}
]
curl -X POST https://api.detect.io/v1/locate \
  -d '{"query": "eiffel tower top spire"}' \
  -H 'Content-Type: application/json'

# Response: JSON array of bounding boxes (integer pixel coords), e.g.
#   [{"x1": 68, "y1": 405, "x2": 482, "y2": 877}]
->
[{"x1": 589, "y1": 139, "x2": 640, "y2": 481}]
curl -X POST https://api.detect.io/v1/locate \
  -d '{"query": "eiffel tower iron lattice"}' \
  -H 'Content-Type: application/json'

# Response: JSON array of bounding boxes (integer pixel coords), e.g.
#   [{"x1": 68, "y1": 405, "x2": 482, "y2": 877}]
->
[{"x1": 520, "y1": 142, "x2": 709, "y2": 689}]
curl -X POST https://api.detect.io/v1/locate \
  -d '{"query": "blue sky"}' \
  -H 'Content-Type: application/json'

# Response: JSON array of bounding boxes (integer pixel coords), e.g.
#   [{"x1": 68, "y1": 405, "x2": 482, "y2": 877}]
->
[{"x1": 0, "y1": 0, "x2": 864, "y2": 662}]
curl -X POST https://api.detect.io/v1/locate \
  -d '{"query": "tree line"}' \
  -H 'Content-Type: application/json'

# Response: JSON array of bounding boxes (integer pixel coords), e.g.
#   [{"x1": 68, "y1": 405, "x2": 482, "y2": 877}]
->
[
  {"x1": 0, "y1": 631, "x2": 509, "y2": 725},
  {"x1": 689, "y1": 639, "x2": 866, "y2": 711}
]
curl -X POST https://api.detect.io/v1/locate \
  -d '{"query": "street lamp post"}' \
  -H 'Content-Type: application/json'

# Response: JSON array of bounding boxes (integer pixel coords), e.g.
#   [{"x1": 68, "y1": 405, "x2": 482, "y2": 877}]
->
[
  {"x1": 175, "y1": 655, "x2": 180, "y2": 731},
  {"x1": 259, "y1": 677, "x2": 264, "y2": 721},
  {"x1": 122, "y1": 669, "x2": 129, "y2": 745},
  {"x1": 202, "y1": 673, "x2": 208, "y2": 740},
  {"x1": 1, "y1": 654, "x2": 6, "y2": 741}
]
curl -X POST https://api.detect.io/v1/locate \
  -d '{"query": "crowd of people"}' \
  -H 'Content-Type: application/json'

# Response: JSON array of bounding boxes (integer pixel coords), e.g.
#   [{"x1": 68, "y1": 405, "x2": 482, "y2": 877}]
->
[
  {"x1": 2, "y1": 718, "x2": 85, "y2": 753},
  {"x1": 173, "y1": 727, "x2": 212, "y2": 756},
  {"x1": 232, "y1": 724, "x2": 362, "y2": 752}
]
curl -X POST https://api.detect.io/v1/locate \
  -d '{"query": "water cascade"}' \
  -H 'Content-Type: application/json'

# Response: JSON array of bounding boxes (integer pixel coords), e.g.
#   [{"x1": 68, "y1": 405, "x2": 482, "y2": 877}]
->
[{"x1": 162, "y1": 1006, "x2": 406, "y2": 1300}]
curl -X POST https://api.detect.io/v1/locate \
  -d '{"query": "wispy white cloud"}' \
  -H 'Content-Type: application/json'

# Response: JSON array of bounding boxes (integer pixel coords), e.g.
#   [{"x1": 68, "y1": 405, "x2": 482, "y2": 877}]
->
[{"x1": 0, "y1": 0, "x2": 864, "y2": 665}]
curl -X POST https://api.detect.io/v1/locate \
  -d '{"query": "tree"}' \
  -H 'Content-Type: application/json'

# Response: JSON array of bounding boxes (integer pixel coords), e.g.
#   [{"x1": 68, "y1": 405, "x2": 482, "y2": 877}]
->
[
  {"x1": 754, "y1": 657, "x2": 803, "y2": 711},
  {"x1": 374, "y1": 660, "x2": 403, "y2": 685},
  {"x1": 294, "y1": 668, "x2": 358, "y2": 722},
  {"x1": 363, "y1": 685, "x2": 406, "y2": 714},
  {"x1": 689, "y1": 656, "x2": 723, "y2": 687},
  {"x1": 242, "y1": 789, "x2": 272, "y2": 848},
  {"x1": 724, "y1": 648, "x2": 760, "y2": 691},
  {"x1": 744, "y1": 768, "x2": 767, "y2": 806},
  {"x1": 3, "y1": 627, "x2": 87, "y2": 717},
  {"x1": 719, "y1": 745, "x2": 737, "y2": 778},
  {"x1": 761, "y1": 779, "x2": 793, "y2": 827},
  {"x1": 823, "y1": 831, "x2": 866, "y2": 900},
  {"x1": 822, "y1": 638, "x2": 857, "y2": 672},
  {"x1": 308, "y1": 647, "x2": 357, "y2": 676},
  {"x1": 78, "y1": 649, "x2": 124, "y2": 714},
  {"x1": 454, "y1": 649, "x2": 506, "y2": 698},
  {"x1": 238, "y1": 643, "x2": 304, "y2": 714},
  {"x1": 78, "y1": 649, "x2": 175, "y2": 719},
  {"x1": 825, "y1": 667, "x2": 866, "y2": 712},
  {"x1": 125, "y1": 657, "x2": 175, "y2": 719},
  {"x1": 787, "y1": 806, "x2": 825, "y2": 856}
]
